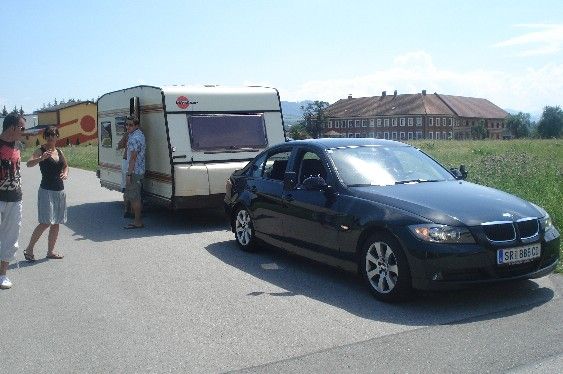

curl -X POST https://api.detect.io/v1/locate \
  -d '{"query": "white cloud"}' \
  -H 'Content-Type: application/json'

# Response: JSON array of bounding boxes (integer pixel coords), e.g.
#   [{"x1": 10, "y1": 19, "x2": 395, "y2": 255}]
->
[
  {"x1": 494, "y1": 24, "x2": 563, "y2": 56},
  {"x1": 280, "y1": 51, "x2": 563, "y2": 113}
]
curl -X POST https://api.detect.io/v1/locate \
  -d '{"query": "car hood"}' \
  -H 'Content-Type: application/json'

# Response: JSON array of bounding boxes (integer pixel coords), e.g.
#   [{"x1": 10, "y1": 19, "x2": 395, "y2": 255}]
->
[{"x1": 350, "y1": 181, "x2": 542, "y2": 226}]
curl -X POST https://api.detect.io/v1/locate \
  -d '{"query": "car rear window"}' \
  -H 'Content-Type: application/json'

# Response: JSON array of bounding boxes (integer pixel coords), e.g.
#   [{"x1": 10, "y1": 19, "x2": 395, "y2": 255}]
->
[{"x1": 188, "y1": 114, "x2": 268, "y2": 151}]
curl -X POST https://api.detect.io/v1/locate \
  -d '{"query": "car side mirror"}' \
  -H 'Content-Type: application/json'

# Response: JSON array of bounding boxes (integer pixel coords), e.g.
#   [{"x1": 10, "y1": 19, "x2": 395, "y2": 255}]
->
[
  {"x1": 450, "y1": 165, "x2": 468, "y2": 180},
  {"x1": 459, "y1": 164, "x2": 468, "y2": 179},
  {"x1": 283, "y1": 171, "x2": 297, "y2": 190},
  {"x1": 302, "y1": 176, "x2": 328, "y2": 191}
]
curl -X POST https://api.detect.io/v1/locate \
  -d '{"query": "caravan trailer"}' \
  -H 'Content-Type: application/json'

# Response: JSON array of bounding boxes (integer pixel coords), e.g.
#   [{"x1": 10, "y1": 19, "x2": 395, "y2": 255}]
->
[{"x1": 97, "y1": 85, "x2": 286, "y2": 209}]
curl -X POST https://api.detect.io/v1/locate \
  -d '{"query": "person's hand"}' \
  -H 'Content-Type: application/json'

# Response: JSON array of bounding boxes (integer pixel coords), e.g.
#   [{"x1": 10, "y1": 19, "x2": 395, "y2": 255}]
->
[
  {"x1": 60, "y1": 171, "x2": 68, "y2": 180},
  {"x1": 40, "y1": 150, "x2": 52, "y2": 160}
]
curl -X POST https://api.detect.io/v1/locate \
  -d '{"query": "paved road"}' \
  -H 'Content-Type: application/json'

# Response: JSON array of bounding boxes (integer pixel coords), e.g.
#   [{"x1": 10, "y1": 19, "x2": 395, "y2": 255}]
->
[{"x1": 0, "y1": 166, "x2": 561, "y2": 373}]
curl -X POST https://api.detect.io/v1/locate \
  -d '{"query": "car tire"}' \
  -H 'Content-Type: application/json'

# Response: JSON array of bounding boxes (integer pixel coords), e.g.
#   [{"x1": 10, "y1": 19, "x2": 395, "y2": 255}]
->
[
  {"x1": 360, "y1": 232, "x2": 412, "y2": 302},
  {"x1": 233, "y1": 206, "x2": 258, "y2": 252}
]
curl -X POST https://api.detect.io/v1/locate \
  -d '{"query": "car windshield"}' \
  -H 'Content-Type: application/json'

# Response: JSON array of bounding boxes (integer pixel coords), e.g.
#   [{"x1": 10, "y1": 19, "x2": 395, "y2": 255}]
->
[{"x1": 327, "y1": 145, "x2": 454, "y2": 186}]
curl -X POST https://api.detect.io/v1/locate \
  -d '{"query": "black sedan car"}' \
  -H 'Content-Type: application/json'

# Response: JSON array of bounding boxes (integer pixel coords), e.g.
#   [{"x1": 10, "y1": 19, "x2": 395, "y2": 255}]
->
[{"x1": 224, "y1": 139, "x2": 560, "y2": 302}]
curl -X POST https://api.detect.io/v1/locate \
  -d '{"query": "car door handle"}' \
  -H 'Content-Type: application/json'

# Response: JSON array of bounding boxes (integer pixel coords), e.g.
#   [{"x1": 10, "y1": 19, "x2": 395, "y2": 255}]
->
[{"x1": 284, "y1": 194, "x2": 294, "y2": 202}]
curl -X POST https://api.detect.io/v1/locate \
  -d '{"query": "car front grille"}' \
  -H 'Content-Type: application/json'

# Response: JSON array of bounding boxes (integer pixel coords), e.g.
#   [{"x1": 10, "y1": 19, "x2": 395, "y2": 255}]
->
[{"x1": 482, "y1": 218, "x2": 539, "y2": 243}]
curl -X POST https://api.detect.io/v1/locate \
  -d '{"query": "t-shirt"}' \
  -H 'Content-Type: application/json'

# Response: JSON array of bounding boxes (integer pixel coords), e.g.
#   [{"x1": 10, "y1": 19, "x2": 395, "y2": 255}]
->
[
  {"x1": 39, "y1": 146, "x2": 65, "y2": 191},
  {"x1": 126, "y1": 129, "x2": 145, "y2": 175},
  {"x1": 0, "y1": 139, "x2": 22, "y2": 202}
]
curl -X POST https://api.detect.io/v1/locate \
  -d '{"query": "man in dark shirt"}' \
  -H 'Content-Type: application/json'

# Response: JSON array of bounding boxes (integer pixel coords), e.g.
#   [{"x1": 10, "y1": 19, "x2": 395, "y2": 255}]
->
[{"x1": 0, "y1": 113, "x2": 25, "y2": 289}]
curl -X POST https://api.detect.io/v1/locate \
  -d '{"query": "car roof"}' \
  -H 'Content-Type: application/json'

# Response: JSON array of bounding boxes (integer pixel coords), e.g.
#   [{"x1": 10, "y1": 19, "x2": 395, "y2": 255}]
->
[{"x1": 285, "y1": 138, "x2": 411, "y2": 150}]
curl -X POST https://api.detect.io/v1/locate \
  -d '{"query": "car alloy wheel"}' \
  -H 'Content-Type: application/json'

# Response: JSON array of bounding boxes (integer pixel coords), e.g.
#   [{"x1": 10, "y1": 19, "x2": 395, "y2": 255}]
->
[
  {"x1": 234, "y1": 207, "x2": 257, "y2": 251},
  {"x1": 361, "y1": 233, "x2": 411, "y2": 302}
]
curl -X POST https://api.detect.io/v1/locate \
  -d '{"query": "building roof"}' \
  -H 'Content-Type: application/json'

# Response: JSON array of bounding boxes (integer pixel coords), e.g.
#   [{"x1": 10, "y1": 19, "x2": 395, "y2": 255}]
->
[
  {"x1": 326, "y1": 93, "x2": 507, "y2": 119},
  {"x1": 34, "y1": 100, "x2": 95, "y2": 114}
]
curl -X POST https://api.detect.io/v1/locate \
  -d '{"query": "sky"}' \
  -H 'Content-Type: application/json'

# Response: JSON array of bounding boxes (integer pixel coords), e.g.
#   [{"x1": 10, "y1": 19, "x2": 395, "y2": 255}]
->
[{"x1": 1, "y1": 0, "x2": 562, "y2": 116}]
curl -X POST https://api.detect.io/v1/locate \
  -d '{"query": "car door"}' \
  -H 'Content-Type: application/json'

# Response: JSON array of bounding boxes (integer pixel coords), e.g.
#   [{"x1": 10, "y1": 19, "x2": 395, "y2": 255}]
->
[
  {"x1": 248, "y1": 148, "x2": 292, "y2": 241},
  {"x1": 282, "y1": 148, "x2": 341, "y2": 259}
]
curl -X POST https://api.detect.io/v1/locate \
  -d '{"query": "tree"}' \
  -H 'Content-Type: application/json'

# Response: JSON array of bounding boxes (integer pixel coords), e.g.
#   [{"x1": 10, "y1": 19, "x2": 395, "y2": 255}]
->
[
  {"x1": 19, "y1": 106, "x2": 24, "y2": 116},
  {"x1": 506, "y1": 112, "x2": 531, "y2": 138},
  {"x1": 288, "y1": 122, "x2": 310, "y2": 140},
  {"x1": 301, "y1": 101, "x2": 329, "y2": 138},
  {"x1": 471, "y1": 120, "x2": 488, "y2": 139},
  {"x1": 537, "y1": 106, "x2": 563, "y2": 138},
  {"x1": 12, "y1": 105, "x2": 18, "y2": 114},
  {"x1": 1, "y1": 106, "x2": 7, "y2": 116}
]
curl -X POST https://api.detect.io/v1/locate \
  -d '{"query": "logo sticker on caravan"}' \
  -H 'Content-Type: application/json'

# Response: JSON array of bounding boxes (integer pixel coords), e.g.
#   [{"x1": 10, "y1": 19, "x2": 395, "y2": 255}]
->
[{"x1": 176, "y1": 96, "x2": 190, "y2": 109}]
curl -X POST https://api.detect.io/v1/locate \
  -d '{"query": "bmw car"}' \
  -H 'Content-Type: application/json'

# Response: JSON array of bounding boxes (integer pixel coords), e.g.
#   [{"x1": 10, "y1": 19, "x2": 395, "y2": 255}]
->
[{"x1": 224, "y1": 139, "x2": 560, "y2": 302}]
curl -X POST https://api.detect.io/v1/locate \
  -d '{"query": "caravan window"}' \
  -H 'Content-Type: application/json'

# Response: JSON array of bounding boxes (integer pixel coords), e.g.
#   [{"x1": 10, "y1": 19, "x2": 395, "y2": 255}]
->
[{"x1": 188, "y1": 114, "x2": 268, "y2": 151}]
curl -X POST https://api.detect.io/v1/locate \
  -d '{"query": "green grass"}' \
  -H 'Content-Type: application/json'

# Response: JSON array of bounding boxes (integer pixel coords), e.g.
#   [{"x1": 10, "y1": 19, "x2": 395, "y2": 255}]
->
[
  {"x1": 22, "y1": 140, "x2": 562, "y2": 271},
  {"x1": 21, "y1": 144, "x2": 98, "y2": 171}
]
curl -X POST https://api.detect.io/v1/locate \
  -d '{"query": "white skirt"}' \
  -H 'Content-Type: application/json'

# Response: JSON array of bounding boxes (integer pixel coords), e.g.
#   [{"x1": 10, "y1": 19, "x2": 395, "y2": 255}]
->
[{"x1": 38, "y1": 187, "x2": 67, "y2": 224}]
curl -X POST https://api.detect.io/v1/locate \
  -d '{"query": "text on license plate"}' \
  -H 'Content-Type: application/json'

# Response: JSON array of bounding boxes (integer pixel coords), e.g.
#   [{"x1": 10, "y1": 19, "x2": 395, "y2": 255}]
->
[{"x1": 497, "y1": 244, "x2": 541, "y2": 265}]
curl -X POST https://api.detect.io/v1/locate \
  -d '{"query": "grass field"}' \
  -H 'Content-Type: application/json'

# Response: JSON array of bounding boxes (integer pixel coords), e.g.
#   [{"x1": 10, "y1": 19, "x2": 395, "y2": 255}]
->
[{"x1": 22, "y1": 140, "x2": 562, "y2": 271}]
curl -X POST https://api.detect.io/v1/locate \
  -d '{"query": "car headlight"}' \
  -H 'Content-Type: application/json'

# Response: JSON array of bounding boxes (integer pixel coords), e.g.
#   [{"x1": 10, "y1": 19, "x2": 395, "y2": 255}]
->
[
  {"x1": 540, "y1": 214, "x2": 553, "y2": 231},
  {"x1": 409, "y1": 224, "x2": 476, "y2": 244}
]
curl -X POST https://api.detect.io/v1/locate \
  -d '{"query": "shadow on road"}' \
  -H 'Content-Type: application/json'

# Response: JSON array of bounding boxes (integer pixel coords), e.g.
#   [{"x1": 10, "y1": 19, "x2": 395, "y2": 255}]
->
[
  {"x1": 65, "y1": 201, "x2": 229, "y2": 242},
  {"x1": 206, "y1": 240, "x2": 556, "y2": 326}
]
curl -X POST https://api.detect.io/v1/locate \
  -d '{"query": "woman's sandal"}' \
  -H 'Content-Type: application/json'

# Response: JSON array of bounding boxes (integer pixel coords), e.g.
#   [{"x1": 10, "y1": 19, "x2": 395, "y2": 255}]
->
[
  {"x1": 23, "y1": 251, "x2": 36, "y2": 262},
  {"x1": 46, "y1": 253, "x2": 64, "y2": 259}
]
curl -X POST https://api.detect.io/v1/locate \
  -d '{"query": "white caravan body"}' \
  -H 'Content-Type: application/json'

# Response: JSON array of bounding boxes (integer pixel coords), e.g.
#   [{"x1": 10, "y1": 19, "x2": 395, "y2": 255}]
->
[{"x1": 97, "y1": 85, "x2": 286, "y2": 209}]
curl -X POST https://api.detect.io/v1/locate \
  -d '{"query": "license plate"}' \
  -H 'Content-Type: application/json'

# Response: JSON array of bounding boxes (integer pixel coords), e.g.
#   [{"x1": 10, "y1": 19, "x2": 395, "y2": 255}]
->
[{"x1": 497, "y1": 244, "x2": 541, "y2": 265}]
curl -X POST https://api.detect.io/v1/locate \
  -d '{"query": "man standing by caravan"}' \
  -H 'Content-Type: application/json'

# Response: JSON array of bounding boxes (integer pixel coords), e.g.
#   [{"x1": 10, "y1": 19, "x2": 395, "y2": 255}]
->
[
  {"x1": 0, "y1": 113, "x2": 25, "y2": 289},
  {"x1": 124, "y1": 115, "x2": 145, "y2": 229}
]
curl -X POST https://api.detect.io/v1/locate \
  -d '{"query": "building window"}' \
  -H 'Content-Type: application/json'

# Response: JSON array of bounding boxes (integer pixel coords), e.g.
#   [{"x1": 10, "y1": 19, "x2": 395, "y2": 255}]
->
[
  {"x1": 429, "y1": 118, "x2": 434, "y2": 126},
  {"x1": 429, "y1": 132, "x2": 434, "y2": 140},
  {"x1": 377, "y1": 119, "x2": 382, "y2": 127},
  {"x1": 348, "y1": 120, "x2": 353, "y2": 127},
  {"x1": 370, "y1": 119, "x2": 375, "y2": 127},
  {"x1": 442, "y1": 131, "x2": 446, "y2": 139},
  {"x1": 436, "y1": 132, "x2": 441, "y2": 139},
  {"x1": 407, "y1": 132, "x2": 413, "y2": 140},
  {"x1": 368, "y1": 132, "x2": 374, "y2": 138},
  {"x1": 384, "y1": 132, "x2": 390, "y2": 139},
  {"x1": 443, "y1": 118, "x2": 446, "y2": 126},
  {"x1": 400, "y1": 118, "x2": 406, "y2": 126},
  {"x1": 392, "y1": 118, "x2": 397, "y2": 127},
  {"x1": 449, "y1": 118, "x2": 453, "y2": 127},
  {"x1": 362, "y1": 120, "x2": 367, "y2": 127},
  {"x1": 335, "y1": 122, "x2": 339, "y2": 129},
  {"x1": 328, "y1": 121, "x2": 332, "y2": 129},
  {"x1": 384, "y1": 119, "x2": 390, "y2": 127},
  {"x1": 436, "y1": 117, "x2": 440, "y2": 126},
  {"x1": 399, "y1": 132, "x2": 405, "y2": 140},
  {"x1": 392, "y1": 131, "x2": 398, "y2": 140},
  {"x1": 416, "y1": 131, "x2": 423, "y2": 139},
  {"x1": 355, "y1": 120, "x2": 360, "y2": 128},
  {"x1": 348, "y1": 133, "x2": 354, "y2": 138},
  {"x1": 376, "y1": 132, "x2": 382, "y2": 138},
  {"x1": 355, "y1": 133, "x2": 361, "y2": 138},
  {"x1": 448, "y1": 132, "x2": 452, "y2": 139},
  {"x1": 416, "y1": 117, "x2": 422, "y2": 126},
  {"x1": 408, "y1": 118, "x2": 413, "y2": 126}
]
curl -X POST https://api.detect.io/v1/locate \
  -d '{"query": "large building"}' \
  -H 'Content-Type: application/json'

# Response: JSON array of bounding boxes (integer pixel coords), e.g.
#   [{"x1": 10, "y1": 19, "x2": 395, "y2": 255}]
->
[
  {"x1": 323, "y1": 91, "x2": 508, "y2": 140},
  {"x1": 33, "y1": 101, "x2": 98, "y2": 147}
]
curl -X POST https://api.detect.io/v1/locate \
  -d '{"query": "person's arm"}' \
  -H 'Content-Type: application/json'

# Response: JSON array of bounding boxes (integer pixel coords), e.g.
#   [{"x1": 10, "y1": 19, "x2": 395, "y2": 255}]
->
[
  {"x1": 59, "y1": 149, "x2": 69, "y2": 180},
  {"x1": 27, "y1": 148, "x2": 50, "y2": 167}
]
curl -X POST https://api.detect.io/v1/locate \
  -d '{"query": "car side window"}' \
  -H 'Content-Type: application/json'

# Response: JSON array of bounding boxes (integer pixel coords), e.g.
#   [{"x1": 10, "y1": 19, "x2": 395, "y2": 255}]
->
[
  {"x1": 297, "y1": 151, "x2": 327, "y2": 184},
  {"x1": 249, "y1": 153, "x2": 267, "y2": 178},
  {"x1": 263, "y1": 151, "x2": 291, "y2": 181}
]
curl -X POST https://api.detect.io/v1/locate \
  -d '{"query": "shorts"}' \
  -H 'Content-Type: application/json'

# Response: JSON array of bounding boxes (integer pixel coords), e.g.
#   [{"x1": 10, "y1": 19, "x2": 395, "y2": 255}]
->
[
  {"x1": 0, "y1": 200, "x2": 22, "y2": 262},
  {"x1": 124, "y1": 174, "x2": 143, "y2": 202},
  {"x1": 38, "y1": 187, "x2": 67, "y2": 224}
]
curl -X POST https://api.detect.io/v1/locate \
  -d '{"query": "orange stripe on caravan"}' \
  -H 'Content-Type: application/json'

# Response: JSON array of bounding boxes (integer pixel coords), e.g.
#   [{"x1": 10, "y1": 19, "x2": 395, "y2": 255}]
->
[{"x1": 98, "y1": 105, "x2": 163, "y2": 118}]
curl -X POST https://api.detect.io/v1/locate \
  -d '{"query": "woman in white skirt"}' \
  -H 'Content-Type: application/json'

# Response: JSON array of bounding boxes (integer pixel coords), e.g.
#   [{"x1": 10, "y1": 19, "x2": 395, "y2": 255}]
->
[{"x1": 23, "y1": 126, "x2": 68, "y2": 261}]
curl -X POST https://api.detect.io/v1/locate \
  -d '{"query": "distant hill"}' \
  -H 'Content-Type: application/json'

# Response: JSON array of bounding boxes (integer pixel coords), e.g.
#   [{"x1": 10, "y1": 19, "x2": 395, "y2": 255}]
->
[{"x1": 281, "y1": 100, "x2": 312, "y2": 126}]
